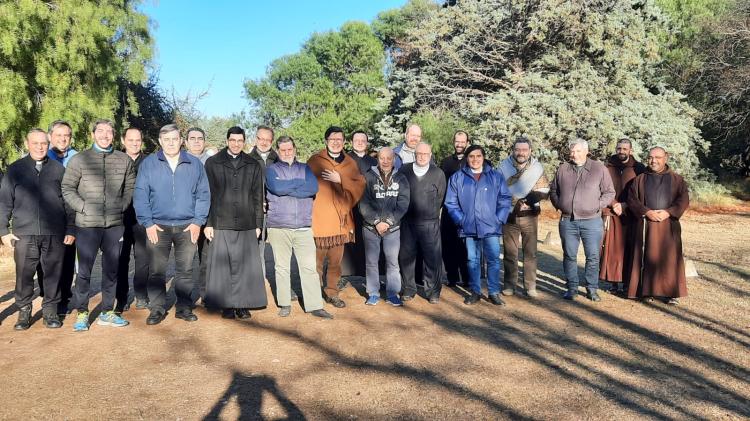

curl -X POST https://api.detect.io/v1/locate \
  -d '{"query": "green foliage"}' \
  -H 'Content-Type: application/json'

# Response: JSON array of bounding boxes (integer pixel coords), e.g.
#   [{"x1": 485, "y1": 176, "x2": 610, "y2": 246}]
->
[
  {"x1": 408, "y1": 109, "x2": 470, "y2": 161},
  {"x1": 244, "y1": 21, "x2": 387, "y2": 160},
  {"x1": 377, "y1": 0, "x2": 709, "y2": 184},
  {"x1": 0, "y1": 0, "x2": 152, "y2": 167}
]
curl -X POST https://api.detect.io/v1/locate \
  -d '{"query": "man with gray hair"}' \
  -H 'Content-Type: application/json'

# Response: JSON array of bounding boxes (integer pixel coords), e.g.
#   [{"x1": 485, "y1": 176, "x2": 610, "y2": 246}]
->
[
  {"x1": 62, "y1": 119, "x2": 136, "y2": 331},
  {"x1": 550, "y1": 138, "x2": 615, "y2": 302},
  {"x1": 134, "y1": 123, "x2": 210, "y2": 325}
]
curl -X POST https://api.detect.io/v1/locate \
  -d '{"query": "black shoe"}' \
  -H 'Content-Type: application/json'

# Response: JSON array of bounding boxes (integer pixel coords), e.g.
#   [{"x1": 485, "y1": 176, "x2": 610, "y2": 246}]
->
[
  {"x1": 326, "y1": 296, "x2": 346, "y2": 308},
  {"x1": 464, "y1": 292, "x2": 481, "y2": 305},
  {"x1": 146, "y1": 310, "x2": 167, "y2": 325},
  {"x1": 135, "y1": 298, "x2": 149, "y2": 310},
  {"x1": 14, "y1": 305, "x2": 32, "y2": 330},
  {"x1": 310, "y1": 309, "x2": 333, "y2": 319},
  {"x1": 563, "y1": 291, "x2": 577, "y2": 301},
  {"x1": 401, "y1": 295, "x2": 415, "y2": 302},
  {"x1": 235, "y1": 309, "x2": 251, "y2": 319},
  {"x1": 588, "y1": 291, "x2": 601, "y2": 302},
  {"x1": 488, "y1": 293, "x2": 506, "y2": 306},
  {"x1": 43, "y1": 314, "x2": 62, "y2": 329},
  {"x1": 221, "y1": 309, "x2": 236, "y2": 319},
  {"x1": 175, "y1": 309, "x2": 198, "y2": 322}
]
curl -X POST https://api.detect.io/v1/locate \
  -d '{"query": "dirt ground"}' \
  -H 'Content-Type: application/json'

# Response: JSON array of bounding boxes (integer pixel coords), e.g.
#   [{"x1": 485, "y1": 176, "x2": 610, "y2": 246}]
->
[{"x1": 0, "y1": 211, "x2": 748, "y2": 420}]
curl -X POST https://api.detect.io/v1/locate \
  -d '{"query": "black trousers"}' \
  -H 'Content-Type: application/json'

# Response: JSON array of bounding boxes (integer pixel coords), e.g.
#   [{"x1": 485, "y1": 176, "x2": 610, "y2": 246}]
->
[
  {"x1": 191, "y1": 229, "x2": 208, "y2": 304},
  {"x1": 148, "y1": 224, "x2": 196, "y2": 313},
  {"x1": 14, "y1": 235, "x2": 65, "y2": 314},
  {"x1": 36, "y1": 243, "x2": 76, "y2": 313},
  {"x1": 73, "y1": 225, "x2": 125, "y2": 313},
  {"x1": 441, "y1": 209, "x2": 469, "y2": 284},
  {"x1": 116, "y1": 222, "x2": 149, "y2": 310},
  {"x1": 400, "y1": 220, "x2": 443, "y2": 299}
]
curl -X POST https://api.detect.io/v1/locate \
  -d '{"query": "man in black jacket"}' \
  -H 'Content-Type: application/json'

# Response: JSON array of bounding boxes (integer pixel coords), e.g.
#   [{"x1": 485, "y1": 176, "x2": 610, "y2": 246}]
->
[
  {"x1": 248, "y1": 125, "x2": 280, "y2": 283},
  {"x1": 62, "y1": 119, "x2": 136, "y2": 331},
  {"x1": 203, "y1": 126, "x2": 267, "y2": 319},
  {"x1": 440, "y1": 130, "x2": 471, "y2": 286},
  {"x1": 399, "y1": 142, "x2": 446, "y2": 303},
  {"x1": 343, "y1": 130, "x2": 377, "y2": 280},
  {"x1": 116, "y1": 127, "x2": 150, "y2": 312},
  {"x1": 359, "y1": 147, "x2": 410, "y2": 307},
  {"x1": 0, "y1": 129, "x2": 76, "y2": 330}
]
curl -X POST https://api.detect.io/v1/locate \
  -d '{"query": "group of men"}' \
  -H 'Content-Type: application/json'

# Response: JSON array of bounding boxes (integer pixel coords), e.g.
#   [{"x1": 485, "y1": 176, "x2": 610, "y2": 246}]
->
[{"x1": 0, "y1": 120, "x2": 690, "y2": 331}]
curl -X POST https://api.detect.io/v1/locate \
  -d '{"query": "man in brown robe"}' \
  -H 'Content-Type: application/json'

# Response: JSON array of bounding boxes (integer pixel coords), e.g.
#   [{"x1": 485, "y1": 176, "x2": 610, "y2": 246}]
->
[
  {"x1": 600, "y1": 138, "x2": 646, "y2": 294},
  {"x1": 626, "y1": 147, "x2": 689, "y2": 304}
]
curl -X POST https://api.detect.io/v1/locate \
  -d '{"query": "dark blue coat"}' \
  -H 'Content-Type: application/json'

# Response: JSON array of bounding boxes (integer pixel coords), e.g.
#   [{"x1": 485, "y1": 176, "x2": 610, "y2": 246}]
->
[
  {"x1": 444, "y1": 163, "x2": 512, "y2": 238},
  {"x1": 134, "y1": 150, "x2": 210, "y2": 228}
]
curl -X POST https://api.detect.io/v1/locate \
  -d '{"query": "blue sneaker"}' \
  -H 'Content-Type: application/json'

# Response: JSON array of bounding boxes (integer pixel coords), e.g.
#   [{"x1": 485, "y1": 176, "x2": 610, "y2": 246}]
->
[
  {"x1": 97, "y1": 311, "x2": 130, "y2": 327},
  {"x1": 73, "y1": 312, "x2": 90, "y2": 332},
  {"x1": 386, "y1": 295, "x2": 403, "y2": 307},
  {"x1": 365, "y1": 295, "x2": 380, "y2": 306}
]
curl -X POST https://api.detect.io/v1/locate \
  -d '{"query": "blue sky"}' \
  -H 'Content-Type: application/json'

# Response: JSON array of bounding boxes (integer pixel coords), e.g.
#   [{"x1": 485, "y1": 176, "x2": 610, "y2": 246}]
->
[{"x1": 140, "y1": 1, "x2": 407, "y2": 118}]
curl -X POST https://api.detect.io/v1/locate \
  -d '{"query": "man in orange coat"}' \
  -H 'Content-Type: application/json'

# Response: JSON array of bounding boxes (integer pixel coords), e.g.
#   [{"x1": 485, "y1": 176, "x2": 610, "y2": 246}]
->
[{"x1": 307, "y1": 126, "x2": 366, "y2": 308}]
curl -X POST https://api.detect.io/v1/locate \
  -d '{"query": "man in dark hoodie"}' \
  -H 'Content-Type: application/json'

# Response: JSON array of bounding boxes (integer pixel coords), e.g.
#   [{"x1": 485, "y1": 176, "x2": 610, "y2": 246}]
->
[
  {"x1": 359, "y1": 147, "x2": 410, "y2": 307},
  {"x1": 440, "y1": 130, "x2": 471, "y2": 287},
  {"x1": 399, "y1": 142, "x2": 446, "y2": 303}
]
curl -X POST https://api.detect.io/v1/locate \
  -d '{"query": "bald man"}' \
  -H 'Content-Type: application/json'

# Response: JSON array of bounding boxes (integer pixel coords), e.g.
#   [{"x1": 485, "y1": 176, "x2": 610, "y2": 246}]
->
[
  {"x1": 394, "y1": 124, "x2": 422, "y2": 169},
  {"x1": 398, "y1": 143, "x2": 446, "y2": 303}
]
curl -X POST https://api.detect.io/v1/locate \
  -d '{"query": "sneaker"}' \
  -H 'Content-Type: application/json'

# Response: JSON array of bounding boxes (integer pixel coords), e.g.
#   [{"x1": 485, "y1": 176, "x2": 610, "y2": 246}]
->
[
  {"x1": 526, "y1": 289, "x2": 539, "y2": 298},
  {"x1": 587, "y1": 290, "x2": 602, "y2": 302},
  {"x1": 278, "y1": 306, "x2": 291, "y2": 317},
  {"x1": 562, "y1": 290, "x2": 577, "y2": 301},
  {"x1": 401, "y1": 294, "x2": 415, "y2": 302},
  {"x1": 666, "y1": 298, "x2": 680, "y2": 305},
  {"x1": 488, "y1": 293, "x2": 507, "y2": 306},
  {"x1": 386, "y1": 295, "x2": 403, "y2": 307},
  {"x1": 73, "y1": 312, "x2": 90, "y2": 332},
  {"x1": 97, "y1": 311, "x2": 130, "y2": 327},
  {"x1": 365, "y1": 295, "x2": 380, "y2": 306},
  {"x1": 501, "y1": 289, "x2": 515, "y2": 296}
]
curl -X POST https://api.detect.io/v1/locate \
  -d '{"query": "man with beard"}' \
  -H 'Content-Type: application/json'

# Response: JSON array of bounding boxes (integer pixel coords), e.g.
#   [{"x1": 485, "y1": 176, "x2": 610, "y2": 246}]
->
[
  {"x1": 134, "y1": 124, "x2": 210, "y2": 325},
  {"x1": 62, "y1": 119, "x2": 136, "y2": 330},
  {"x1": 600, "y1": 138, "x2": 646, "y2": 294},
  {"x1": 307, "y1": 126, "x2": 366, "y2": 308},
  {"x1": 203, "y1": 126, "x2": 266, "y2": 319},
  {"x1": 116, "y1": 127, "x2": 151, "y2": 312},
  {"x1": 394, "y1": 124, "x2": 422, "y2": 169},
  {"x1": 399, "y1": 142, "x2": 446, "y2": 303},
  {"x1": 626, "y1": 147, "x2": 689, "y2": 304},
  {"x1": 498, "y1": 137, "x2": 550, "y2": 298},
  {"x1": 440, "y1": 130, "x2": 470, "y2": 286},
  {"x1": 266, "y1": 136, "x2": 333, "y2": 319}
]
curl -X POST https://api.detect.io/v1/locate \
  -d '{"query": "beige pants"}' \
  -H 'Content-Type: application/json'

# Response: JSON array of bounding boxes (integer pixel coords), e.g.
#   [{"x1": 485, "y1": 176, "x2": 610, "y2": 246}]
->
[{"x1": 267, "y1": 228, "x2": 325, "y2": 311}]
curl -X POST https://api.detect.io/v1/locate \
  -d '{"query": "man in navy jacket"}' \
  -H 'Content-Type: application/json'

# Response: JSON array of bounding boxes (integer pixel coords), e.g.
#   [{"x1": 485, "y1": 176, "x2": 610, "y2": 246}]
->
[{"x1": 134, "y1": 124, "x2": 210, "y2": 325}]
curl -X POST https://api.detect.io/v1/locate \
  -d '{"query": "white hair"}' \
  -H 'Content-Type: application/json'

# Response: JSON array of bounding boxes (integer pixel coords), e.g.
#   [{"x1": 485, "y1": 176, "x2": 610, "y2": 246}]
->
[{"x1": 569, "y1": 138, "x2": 589, "y2": 150}]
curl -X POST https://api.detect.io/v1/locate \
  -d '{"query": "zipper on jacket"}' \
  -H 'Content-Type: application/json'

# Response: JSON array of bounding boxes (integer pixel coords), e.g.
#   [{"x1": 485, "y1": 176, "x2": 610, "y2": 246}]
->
[{"x1": 37, "y1": 164, "x2": 42, "y2": 235}]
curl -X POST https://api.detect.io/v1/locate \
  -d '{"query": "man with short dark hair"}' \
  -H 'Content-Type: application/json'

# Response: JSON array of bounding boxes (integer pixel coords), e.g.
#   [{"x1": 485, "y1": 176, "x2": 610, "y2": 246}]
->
[
  {"x1": 399, "y1": 142, "x2": 446, "y2": 303},
  {"x1": 203, "y1": 126, "x2": 266, "y2": 319},
  {"x1": 47, "y1": 120, "x2": 78, "y2": 166},
  {"x1": 600, "y1": 138, "x2": 646, "y2": 294},
  {"x1": 348, "y1": 131, "x2": 377, "y2": 175},
  {"x1": 186, "y1": 127, "x2": 216, "y2": 164},
  {"x1": 440, "y1": 130, "x2": 471, "y2": 286},
  {"x1": 550, "y1": 139, "x2": 616, "y2": 302},
  {"x1": 62, "y1": 119, "x2": 136, "y2": 331},
  {"x1": 116, "y1": 127, "x2": 150, "y2": 312},
  {"x1": 307, "y1": 126, "x2": 366, "y2": 308},
  {"x1": 0, "y1": 129, "x2": 75, "y2": 330},
  {"x1": 343, "y1": 130, "x2": 377, "y2": 279},
  {"x1": 498, "y1": 137, "x2": 550, "y2": 298},
  {"x1": 360, "y1": 147, "x2": 410, "y2": 306},
  {"x1": 266, "y1": 136, "x2": 333, "y2": 319},
  {"x1": 134, "y1": 124, "x2": 210, "y2": 325},
  {"x1": 626, "y1": 147, "x2": 689, "y2": 304}
]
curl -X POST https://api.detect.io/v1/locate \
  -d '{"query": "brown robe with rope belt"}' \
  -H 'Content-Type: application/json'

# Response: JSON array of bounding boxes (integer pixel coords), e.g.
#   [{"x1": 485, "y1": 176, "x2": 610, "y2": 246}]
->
[
  {"x1": 599, "y1": 155, "x2": 646, "y2": 283},
  {"x1": 626, "y1": 167, "x2": 689, "y2": 299}
]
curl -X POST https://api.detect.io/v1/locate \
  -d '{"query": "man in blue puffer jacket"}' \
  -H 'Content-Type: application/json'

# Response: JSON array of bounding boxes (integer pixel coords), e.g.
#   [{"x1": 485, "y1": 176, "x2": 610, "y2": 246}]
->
[{"x1": 444, "y1": 145, "x2": 512, "y2": 306}]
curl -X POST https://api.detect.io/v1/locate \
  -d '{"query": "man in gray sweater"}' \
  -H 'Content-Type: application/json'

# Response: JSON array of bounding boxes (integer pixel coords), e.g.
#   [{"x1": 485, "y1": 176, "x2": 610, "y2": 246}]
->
[{"x1": 550, "y1": 138, "x2": 615, "y2": 302}]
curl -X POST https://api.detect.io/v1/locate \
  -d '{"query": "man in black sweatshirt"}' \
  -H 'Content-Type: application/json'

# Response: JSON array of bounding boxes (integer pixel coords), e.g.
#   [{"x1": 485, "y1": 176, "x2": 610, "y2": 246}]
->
[
  {"x1": 0, "y1": 129, "x2": 76, "y2": 330},
  {"x1": 399, "y1": 142, "x2": 447, "y2": 303}
]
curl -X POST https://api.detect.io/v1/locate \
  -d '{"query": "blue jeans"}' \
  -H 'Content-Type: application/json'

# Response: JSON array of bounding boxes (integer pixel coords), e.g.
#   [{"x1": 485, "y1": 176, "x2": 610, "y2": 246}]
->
[
  {"x1": 559, "y1": 217, "x2": 603, "y2": 292},
  {"x1": 465, "y1": 236, "x2": 501, "y2": 295},
  {"x1": 364, "y1": 228, "x2": 401, "y2": 297}
]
